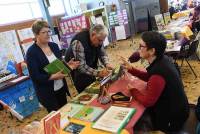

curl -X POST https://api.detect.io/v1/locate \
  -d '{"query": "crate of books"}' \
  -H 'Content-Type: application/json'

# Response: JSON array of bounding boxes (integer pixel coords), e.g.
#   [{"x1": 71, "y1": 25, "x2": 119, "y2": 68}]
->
[{"x1": 0, "y1": 79, "x2": 39, "y2": 120}]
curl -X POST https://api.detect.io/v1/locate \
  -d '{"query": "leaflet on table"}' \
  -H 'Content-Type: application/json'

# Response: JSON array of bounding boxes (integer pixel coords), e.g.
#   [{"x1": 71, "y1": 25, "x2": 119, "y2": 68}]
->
[
  {"x1": 92, "y1": 106, "x2": 136, "y2": 133},
  {"x1": 73, "y1": 105, "x2": 104, "y2": 122}
]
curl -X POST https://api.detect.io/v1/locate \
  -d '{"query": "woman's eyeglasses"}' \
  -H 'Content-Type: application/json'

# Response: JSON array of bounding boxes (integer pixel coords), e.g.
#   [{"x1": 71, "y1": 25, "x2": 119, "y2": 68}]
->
[
  {"x1": 139, "y1": 44, "x2": 147, "y2": 49},
  {"x1": 40, "y1": 30, "x2": 52, "y2": 35}
]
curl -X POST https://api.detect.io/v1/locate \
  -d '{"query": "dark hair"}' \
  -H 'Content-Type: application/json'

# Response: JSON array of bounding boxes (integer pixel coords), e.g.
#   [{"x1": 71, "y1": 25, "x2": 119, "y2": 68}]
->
[{"x1": 141, "y1": 31, "x2": 166, "y2": 58}]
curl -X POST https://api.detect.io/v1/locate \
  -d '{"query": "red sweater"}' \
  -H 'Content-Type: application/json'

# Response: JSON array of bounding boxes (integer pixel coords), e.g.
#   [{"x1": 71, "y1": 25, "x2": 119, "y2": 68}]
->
[{"x1": 128, "y1": 67, "x2": 166, "y2": 107}]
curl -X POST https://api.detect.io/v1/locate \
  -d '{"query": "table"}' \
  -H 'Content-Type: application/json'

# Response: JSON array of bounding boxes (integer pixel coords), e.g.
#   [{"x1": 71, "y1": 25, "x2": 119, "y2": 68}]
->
[
  {"x1": 61, "y1": 73, "x2": 146, "y2": 134},
  {"x1": 166, "y1": 40, "x2": 181, "y2": 53}
]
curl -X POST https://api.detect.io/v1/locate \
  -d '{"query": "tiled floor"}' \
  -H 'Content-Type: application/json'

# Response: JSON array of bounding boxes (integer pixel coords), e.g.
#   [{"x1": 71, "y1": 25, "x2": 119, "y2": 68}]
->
[{"x1": 1, "y1": 37, "x2": 200, "y2": 134}]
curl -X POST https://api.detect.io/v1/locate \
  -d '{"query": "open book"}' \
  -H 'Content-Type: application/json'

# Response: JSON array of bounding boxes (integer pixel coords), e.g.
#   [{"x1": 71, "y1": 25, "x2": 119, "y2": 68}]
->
[
  {"x1": 92, "y1": 106, "x2": 136, "y2": 133},
  {"x1": 44, "y1": 59, "x2": 71, "y2": 74}
]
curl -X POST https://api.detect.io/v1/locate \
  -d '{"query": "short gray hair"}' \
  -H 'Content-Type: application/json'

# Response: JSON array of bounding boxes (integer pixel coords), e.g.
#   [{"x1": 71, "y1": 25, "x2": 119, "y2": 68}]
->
[{"x1": 90, "y1": 24, "x2": 108, "y2": 37}]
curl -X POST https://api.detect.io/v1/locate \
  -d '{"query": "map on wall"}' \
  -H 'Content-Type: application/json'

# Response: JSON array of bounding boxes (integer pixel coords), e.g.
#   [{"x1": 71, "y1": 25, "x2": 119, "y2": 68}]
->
[{"x1": 0, "y1": 30, "x2": 24, "y2": 69}]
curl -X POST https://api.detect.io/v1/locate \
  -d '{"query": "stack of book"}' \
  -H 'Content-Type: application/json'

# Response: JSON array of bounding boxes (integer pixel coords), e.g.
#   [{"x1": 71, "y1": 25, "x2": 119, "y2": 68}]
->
[
  {"x1": 43, "y1": 111, "x2": 61, "y2": 134},
  {"x1": 111, "y1": 92, "x2": 132, "y2": 107}
]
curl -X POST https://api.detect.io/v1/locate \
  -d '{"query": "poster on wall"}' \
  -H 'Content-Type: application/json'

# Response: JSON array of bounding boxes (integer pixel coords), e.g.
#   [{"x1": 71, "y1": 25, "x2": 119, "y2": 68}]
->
[
  {"x1": 17, "y1": 28, "x2": 34, "y2": 42},
  {"x1": 0, "y1": 30, "x2": 24, "y2": 69},
  {"x1": 155, "y1": 14, "x2": 165, "y2": 31}
]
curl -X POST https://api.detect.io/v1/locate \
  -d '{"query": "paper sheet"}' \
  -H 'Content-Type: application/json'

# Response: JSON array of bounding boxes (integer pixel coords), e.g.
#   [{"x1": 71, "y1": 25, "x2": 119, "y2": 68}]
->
[{"x1": 115, "y1": 25, "x2": 126, "y2": 40}]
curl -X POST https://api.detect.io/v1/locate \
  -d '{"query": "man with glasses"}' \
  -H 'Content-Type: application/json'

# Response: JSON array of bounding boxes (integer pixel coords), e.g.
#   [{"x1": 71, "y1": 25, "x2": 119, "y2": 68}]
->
[{"x1": 65, "y1": 24, "x2": 112, "y2": 93}]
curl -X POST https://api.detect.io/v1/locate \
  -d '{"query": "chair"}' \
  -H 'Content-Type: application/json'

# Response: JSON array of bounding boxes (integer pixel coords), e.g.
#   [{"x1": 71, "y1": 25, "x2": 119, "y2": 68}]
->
[
  {"x1": 179, "y1": 40, "x2": 200, "y2": 78},
  {"x1": 176, "y1": 104, "x2": 199, "y2": 134}
]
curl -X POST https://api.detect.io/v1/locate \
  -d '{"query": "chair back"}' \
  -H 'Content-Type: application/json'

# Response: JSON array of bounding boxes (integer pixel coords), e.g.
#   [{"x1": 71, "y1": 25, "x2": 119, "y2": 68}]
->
[{"x1": 187, "y1": 40, "x2": 199, "y2": 58}]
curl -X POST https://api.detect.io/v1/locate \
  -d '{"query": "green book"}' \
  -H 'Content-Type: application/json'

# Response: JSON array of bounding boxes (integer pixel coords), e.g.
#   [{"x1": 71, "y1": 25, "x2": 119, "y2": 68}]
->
[
  {"x1": 44, "y1": 59, "x2": 72, "y2": 74},
  {"x1": 73, "y1": 105, "x2": 104, "y2": 122}
]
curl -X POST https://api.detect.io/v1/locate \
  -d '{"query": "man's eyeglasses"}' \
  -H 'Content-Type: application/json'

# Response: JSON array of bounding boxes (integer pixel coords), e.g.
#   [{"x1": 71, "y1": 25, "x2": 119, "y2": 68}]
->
[{"x1": 40, "y1": 30, "x2": 52, "y2": 35}]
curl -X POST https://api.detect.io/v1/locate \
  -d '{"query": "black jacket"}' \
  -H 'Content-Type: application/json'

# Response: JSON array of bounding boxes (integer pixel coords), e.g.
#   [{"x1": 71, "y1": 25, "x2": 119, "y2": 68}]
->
[
  {"x1": 26, "y1": 42, "x2": 68, "y2": 107},
  {"x1": 147, "y1": 55, "x2": 189, "y2": 131},
  {"x1": 65, "y1": 30, "x2": 101, "y2": 92}
]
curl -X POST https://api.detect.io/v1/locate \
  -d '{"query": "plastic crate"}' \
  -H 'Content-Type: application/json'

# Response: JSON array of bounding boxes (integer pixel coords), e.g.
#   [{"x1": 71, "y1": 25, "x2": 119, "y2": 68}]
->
[{"x1": 0, "y1": 79, "x2": 39, "y2": 120}]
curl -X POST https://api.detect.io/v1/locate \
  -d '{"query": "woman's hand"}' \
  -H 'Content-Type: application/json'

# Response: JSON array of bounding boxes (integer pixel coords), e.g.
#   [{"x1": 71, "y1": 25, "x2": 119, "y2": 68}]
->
[
  {"x1": 49, "y1": 70, "x2": 67, "y2": 80},
  {"x1": 67, "y1": 58, "x2": 80, "y2": 70},
  {"x1": 120, "y1": 56, "x2": 132, "y2": 70}
]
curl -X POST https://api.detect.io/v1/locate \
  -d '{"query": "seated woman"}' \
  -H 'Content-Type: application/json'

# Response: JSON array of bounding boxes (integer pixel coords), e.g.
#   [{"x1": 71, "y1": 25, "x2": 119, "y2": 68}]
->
[{"x1": 122, "y1": 31, "x2": 189, "y2": 132}]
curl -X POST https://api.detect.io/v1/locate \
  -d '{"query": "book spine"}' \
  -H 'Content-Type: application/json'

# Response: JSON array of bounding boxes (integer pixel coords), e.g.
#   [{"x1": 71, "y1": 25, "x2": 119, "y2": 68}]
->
[{"x1": 117, "y1": 109, "x2": 136, "y2": 134}]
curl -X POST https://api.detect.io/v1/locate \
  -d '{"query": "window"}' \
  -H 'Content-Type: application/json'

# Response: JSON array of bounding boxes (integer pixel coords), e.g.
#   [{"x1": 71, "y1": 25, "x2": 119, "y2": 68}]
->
[
  {"x1": 0, "y1": 0, "x2": 42, "y2": 25},
  {"x1": 48, "y1": 0, "x2": 65, "y2": 16}
]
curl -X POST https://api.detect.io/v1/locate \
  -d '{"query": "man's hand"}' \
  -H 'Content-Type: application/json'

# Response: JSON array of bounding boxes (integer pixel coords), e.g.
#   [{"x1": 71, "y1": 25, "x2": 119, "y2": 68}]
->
[
  {"x1": 98, "y1": 68, "x2": 111, "y2": 78},
  {"x1": 67, "y1": 58, "x2": 80, "y2": 70},
  {"x1": 106, "y1": 63, "x2": 113, "y2": 70}
]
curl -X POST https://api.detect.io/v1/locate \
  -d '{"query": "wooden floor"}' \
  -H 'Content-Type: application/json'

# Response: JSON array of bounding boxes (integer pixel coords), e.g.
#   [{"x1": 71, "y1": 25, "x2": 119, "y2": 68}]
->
[{"x1": 1, "y1": 37, "x2": 200, "y2": 134}]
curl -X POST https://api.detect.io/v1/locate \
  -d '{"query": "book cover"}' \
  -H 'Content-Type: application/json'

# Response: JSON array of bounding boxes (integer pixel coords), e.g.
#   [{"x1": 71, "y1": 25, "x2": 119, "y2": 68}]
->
[
  {"x1": 44, "y1": 111, "x2": 61, "y2": 134},
  {"x1": 73, "y1": 105, "x2": 104, "y2": 122},
  {"x1": 85, "y1": 81, "x2": 100, "y2": 94},
  {"x1": 63, "y1": 122, "x2": 85, "y2": 134},
  {"x1": 110, "y1": 65, "x2": 124, "y2": 82},
  {"x1": 60, "y1": 103, "x2": 84, "y2": 128},
  {"x1": 163, "y1": 12, "x2": 171, "y2": 25},
  {"x1": 92, "y1": 106, "x2": 136, "y2": 133},
  {"x1": 44, "y1": 59, "x2": 71, "y2": 75}
]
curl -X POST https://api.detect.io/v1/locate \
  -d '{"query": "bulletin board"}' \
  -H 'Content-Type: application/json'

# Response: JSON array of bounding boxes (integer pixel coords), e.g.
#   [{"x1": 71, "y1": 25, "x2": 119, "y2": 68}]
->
[
  {"x1": 0, "y1": 30, "x2": 24, "y2": 70},
  {"x1": 59, "y1": 15, "x2": 90, "y2": 48}
]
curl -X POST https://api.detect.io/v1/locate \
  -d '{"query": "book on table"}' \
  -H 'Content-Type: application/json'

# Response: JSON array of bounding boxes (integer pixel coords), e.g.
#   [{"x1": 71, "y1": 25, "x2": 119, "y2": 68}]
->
[
  {"x1": 43, "y1": 111, "x2": 61, "y2": 134},
  {"x1": 44, "y1": 59, "x2": 71, "y2": 75},
  {"x1": 72, "y1": 105, "x2": 104, "y2": 122},
  {"x1": 92, "y1": 106, "x2": 136, "y2": 133},
  {"x1": 70, "y1": 92, "x2": 98, "y2": 105},
  {"x1": 59, "y1": 103, "x2": 84, "y2": 128}
]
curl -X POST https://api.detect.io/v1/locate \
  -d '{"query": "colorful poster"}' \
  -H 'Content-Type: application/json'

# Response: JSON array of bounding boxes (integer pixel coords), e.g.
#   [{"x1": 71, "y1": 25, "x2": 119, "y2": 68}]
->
[
  {"x1": 17, "y1": 28, "x2": 34, "y2": 42},
  {"x1": 155, "y1": 14, "x2": 165, "y2": 31},
  {"x1": 0, "y1": 30, "x2": 24, "y2": 68}
]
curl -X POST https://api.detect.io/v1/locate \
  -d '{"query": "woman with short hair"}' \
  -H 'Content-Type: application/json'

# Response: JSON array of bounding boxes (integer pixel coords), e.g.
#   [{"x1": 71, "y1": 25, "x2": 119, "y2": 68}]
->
[
  {"x1": 26, "y1": 20, "x2": 79, "y2": 112},
  {"x1": 122, "y1": 31, "x2": 189, "y2": 132}
]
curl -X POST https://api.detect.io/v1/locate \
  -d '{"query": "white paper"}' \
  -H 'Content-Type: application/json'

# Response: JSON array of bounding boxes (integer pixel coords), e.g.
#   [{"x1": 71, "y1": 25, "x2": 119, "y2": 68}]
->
[
  {"x1": 17, "y1": 28, "x2": 34, "y2": 42},
  {"x1": 90, "y1": 16, "x2": 96, "y2": 25},
  {"x1": 103, "y1": 37, "x2": 109, "y2": 47},
  {"x1": 115, "y1": 25, "x2": 126, "y2": 40},
  {"x1": 95, "y1": 16, "x2": 104, "y2": 25},
  {"x1": 92, "y1": 106, "x2": 135, "y2": 133},
  {"x1": 50, "y1": 35, "x2": 61, "y2": 50},
  {"x1": 10, "y1": 76, "x2": 28, "y2": 83},
  {"x1": 0, "y1": 30, "x2": 24, "y2": 64},
  {"x1": 21, "y1": 41, "x2": 34, "y2": 54}
]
